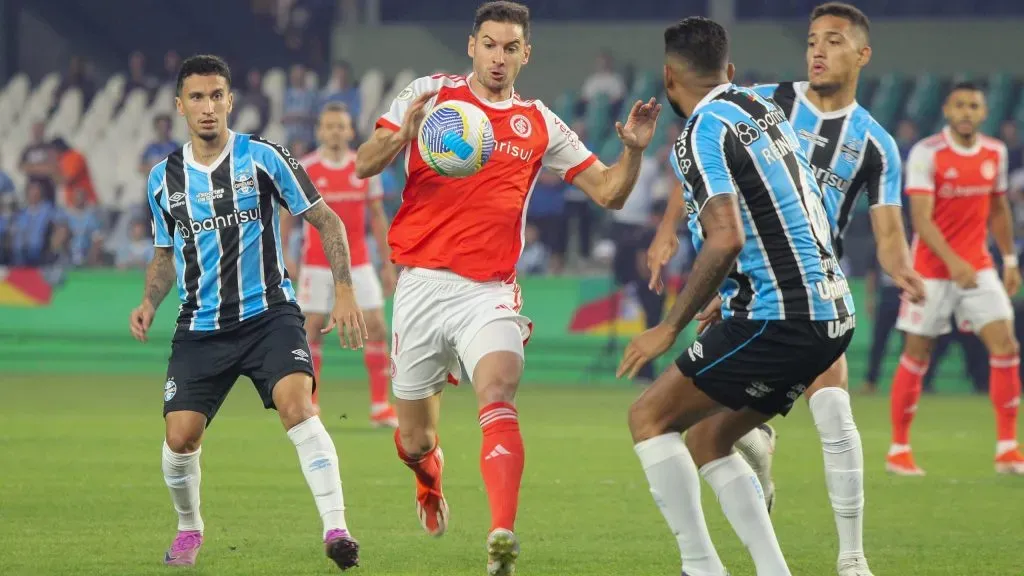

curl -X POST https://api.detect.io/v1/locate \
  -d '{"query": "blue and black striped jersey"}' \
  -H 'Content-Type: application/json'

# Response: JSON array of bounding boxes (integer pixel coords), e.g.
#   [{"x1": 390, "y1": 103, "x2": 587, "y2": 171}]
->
[
  {"x1": 753, "y1": 81, "x2": 902, "y2": 257},
  {"x1": 672, "y1": 83, "x2": 854, "y2": 322},
  {"x1": 146, "y1": 131, "x2": 322, "y2": 332}
]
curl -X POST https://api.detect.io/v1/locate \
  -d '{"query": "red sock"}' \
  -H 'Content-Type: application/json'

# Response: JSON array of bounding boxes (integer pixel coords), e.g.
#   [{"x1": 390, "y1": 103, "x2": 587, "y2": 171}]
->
[
  {"x1": 989, "y1": 355, "x2": 1021, "y2": 447},
  {"x1": 890, "y1": 354, "x2": 927, "y2": 446},
  {"x1": 364, "y1": 341, "x2": 390, "y2": 409},
  {"x1": 310, "y1": 341, "x2": 322, "y2": 405},
  {"x1": 479, "y1": 402, "x2": 525, "y2": 531},
  {"x1": 394, "y1": 429, "x2": 440, "y2": 484}
]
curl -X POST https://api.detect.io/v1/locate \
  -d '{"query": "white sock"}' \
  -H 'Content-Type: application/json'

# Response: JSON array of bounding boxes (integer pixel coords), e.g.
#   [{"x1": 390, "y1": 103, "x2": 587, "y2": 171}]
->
[
  {"x1": 734, "y1": 427, "x2": 774, "y2": 497},
  {"x1": 701, "y1": 453, "x2": 791, "y2": 576},
  {"x1": 634, "y1": 434, "x2": 728, "y2": 576},
  {"x1": 162, "y1": 442, "x2": 204, "y2": 532},
  {"x1": 287, "y1": 416, "x2": 348, "y2": 538},
  {"x1": 809, "y1": 387, "x2": 864, "y2": 560}
]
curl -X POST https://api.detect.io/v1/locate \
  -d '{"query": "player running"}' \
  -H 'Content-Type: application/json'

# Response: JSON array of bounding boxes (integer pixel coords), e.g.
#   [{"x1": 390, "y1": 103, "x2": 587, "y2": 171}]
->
[
  {"x1": 354, "y1": 2, "x2": 659, "y2": 573},
  {"x1": 130, "y1": 55, "x2": 365, "y2": 571},
  {"x1": 619, "y1": 17, "x2": 855, "y2": 576},
  {"x1": 889, "y1": 81, "x2": 1023, "y2": 475},
  {"x1": 645, "y1": 5, "x2": 923, "y2": 574},
  {"x1": 288, "y1": 102, "x2": 400, "y2": 427}
]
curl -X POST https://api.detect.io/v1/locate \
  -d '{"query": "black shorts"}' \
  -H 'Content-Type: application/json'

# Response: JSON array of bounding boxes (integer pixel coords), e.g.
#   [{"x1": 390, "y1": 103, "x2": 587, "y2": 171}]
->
[
  {"x1": 531, "y1": 215, "x2": 568, "y2": 256},
  {"x1": 675, "y1": 317, "x2": 854, "y2": 416},
  {"x1": 162, "y1": 303, "x2": 315, "y2": 424}
]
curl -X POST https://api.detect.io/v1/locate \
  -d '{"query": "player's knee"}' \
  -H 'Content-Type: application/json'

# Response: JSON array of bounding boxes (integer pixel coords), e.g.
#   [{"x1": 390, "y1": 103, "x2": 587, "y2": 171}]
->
[
  {"x1": 683, "y1": 425, "x2": 732, "y2": 466},
  {"x1": 628, "y1": 398, "x2": 668, "y2": 443},
  {"x1": 398, "y1": 425, "x2": 437, "y2": 460},
  {"x1": 808, "y1": 387, "x2": 857, "y2": 445},
  {"x1": 902, "y1": 335, "x2": 934, "y2": 363},
  {"x1": 165, "y1": 429, "x2": 202, "y2": 453},
  {"x1": 363, "y1": 311, "x2": 387, "y2": 342},
  {"x1": 274, "y1": 375, "x2": 317, "y2": 429},
  {"x1": 986, "y1": 330, "x2": 1019, "y2": 357}
]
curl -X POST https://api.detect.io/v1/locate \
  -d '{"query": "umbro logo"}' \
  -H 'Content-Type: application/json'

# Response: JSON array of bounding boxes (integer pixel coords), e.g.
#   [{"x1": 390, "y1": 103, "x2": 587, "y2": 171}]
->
[
  {"x1": 292, "y1": 349, "x2": 310, "y2": 362},
  {"x1": 687, "y1": 341, "x2": 704, "y2": 362},
  {"x1": 485, "y1": 444, "x2": 512, "y2": 460},
  {"x1": 169, "y1": 192, "x2": 185, "y2": 202}
]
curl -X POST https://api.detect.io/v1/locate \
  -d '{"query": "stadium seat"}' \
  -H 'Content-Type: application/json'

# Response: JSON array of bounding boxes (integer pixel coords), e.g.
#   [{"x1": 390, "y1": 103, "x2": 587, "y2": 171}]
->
[
  {"x1": 905, "y1": 73, "x2": 943, "y2": 131},
  {"x1": 0, "y1": 73, "x2": 30, "y2": 133},
  {"x1": 983, "y1": 72, "x2": 1014, "y2": 135},
  {"x1": 357, "y1": 68, "x2": 385, "y2": 137},
  {"x1": 598, "y1": 135, "x2": 623, "y2": 164},
  {"x1": 262, "y1": 67, "x2": 286, "y2": 125},
  {"x1": 552, "y1": 89, "x2": 577, "y2": 125},
  {"x1": 867, "y1": 72, "x2": 906, "y2": 131},
  {"x1": 233, "y1": 105, "x2": 261, "y2": 134},
  {"x1": 584, "y1": 93, "x2": 612, "y2": 149},
  {"x1": 45, "y1": 88, "x2": 84, "y2": 140}
]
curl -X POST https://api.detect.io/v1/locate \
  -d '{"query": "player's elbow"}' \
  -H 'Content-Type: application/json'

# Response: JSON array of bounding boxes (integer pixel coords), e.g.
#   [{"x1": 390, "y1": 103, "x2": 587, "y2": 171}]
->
[
  {"x1": 354, "y1": 152, "x2": 376, "y2": 180},
  {"x1": 708, "y1": 228, "x2": 744, "y2": 257}
]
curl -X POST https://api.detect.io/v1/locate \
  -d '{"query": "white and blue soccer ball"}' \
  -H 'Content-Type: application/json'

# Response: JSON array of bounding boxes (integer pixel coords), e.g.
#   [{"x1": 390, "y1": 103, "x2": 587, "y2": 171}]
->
[{"x1": 417, "y1": 100, "x2": 495, "y2": 178}]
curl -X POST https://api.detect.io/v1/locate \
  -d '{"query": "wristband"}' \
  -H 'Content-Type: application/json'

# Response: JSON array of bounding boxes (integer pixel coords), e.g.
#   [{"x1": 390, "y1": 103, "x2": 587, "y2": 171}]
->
[{"x1": 1004, "y1": 255, "x2": 1018, "y2": 268}]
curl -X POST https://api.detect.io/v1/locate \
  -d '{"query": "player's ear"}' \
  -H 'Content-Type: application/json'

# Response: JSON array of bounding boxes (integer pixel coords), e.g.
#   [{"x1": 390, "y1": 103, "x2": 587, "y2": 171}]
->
[
  {"x1": 726, "y1": 62, "x2": 735, "y2": 83},
  {"x1": 174, "y1": 97, "x2": 184, "y2": 118},
  {"x1": 858, "y1": 44, "x2": 872, "y2": 68},
  {"x1": 663, "y1": 64, "x2": 673, "y2": 91},
  {"x1": 227, "y1": 91, "x2": 234, "y2": 115},
  {"x1": 522, "y1": 43, "x2": 531, "y2": 66},
  {"x1": 467, "y1": 34, "x2": 476, "y2": 59}
]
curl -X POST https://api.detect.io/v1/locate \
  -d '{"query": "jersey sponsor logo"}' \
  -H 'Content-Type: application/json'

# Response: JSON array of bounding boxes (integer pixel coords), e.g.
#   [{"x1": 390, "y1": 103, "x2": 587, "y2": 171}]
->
[
  {"x1": 786, "y1": 383, "x2": 808, "y2": 401},
  {"x1": 815, "y1": 277, "x2": 852, "y2": 300},
  {"x1": 813, "y1": 166, "x2": 851, "y2": 192},
  {"x1": 734, "y1": 121, "x2": 760, "y2": 146},
  {"x1": 981, "y1": 159, "x2": 997, "y2": 180},
  {"x1": 196, "y1": 188, "x2": 225, "y2": 202},
  {"x1": 233, "y1": 171, "x2": 256, "y2": 195},
  {"x1": 751, "y1": 107, "x2": 787, "y2": 133},
  {"x1": 673, "y1": 135, "x2": 691, "y2": 175},
  {"x1": 827, "y1": 315, "x2": 856, "y2": 339},
  {"x1": 177, "y1": 207, "x2": 261, "y2": 240},
  {"x1": 936, "y1": 183, "x2": 992, "y2": 198},
  {"x1": 494, "y1": 140, "x2": 535, "y2": 162},
  {"x1": 552, "y1": 117, "x2": 582, "y2": 150},
  {"x1": 510, "y1": 114, "x2": 533, "y2": 138}
]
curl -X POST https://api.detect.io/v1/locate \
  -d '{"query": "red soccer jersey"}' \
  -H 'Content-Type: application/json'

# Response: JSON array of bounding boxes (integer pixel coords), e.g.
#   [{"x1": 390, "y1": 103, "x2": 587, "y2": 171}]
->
[
  {"x1": 301, "y1": 150, "x2": 382, "y2": 268},
  {"x1": 376, "y1": 74, "x2": 597, "y2": 282},
  {"x1": 905, "y1": 127, "x2": 1008, "y2": 279}
]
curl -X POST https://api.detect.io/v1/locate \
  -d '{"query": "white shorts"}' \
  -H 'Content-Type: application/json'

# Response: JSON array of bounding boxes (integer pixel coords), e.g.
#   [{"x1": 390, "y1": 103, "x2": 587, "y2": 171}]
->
[
  {"x1": 390, "y1": 268, "x2": 533, "y2": 401},
  {"x1": 896, "y1": 268, "x2": 1014, "y2": 337},
  {"x1": 297, "y1": 263, "x2": 385, "y2": 313}
]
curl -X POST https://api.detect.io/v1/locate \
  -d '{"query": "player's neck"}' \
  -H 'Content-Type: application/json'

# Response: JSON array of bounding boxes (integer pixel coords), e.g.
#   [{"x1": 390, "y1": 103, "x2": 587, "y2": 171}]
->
[
  {"x1": 469, "y1": 74, "x2": 513, "y2": 103},
  {"x1": 189, "y1": 130, "x2": 231, "y2": 167},
  {"x1": 947, "y1": 128, "x2": 978, "y2": 149},
  {"x1": 805, "y1": 82, "x2": 857, "y2": 113},
  {"x1": 319, "y1": 146, "x2": 348, "y2": 163}
]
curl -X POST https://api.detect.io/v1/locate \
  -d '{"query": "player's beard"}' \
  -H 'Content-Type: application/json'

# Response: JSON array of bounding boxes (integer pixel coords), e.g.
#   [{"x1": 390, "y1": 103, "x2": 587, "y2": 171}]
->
[
  {"x1": 666, "y1": 93, "x2": 687, "y2": 119},
  {"x1": 809, "y1": 80, "x2": 843, "y2": 97}
]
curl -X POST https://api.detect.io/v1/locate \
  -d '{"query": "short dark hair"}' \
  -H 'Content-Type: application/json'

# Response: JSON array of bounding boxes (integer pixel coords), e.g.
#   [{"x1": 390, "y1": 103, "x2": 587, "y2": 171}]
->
[
  {"x1": 664, "y1": 17, "x2": 729, "y2": 76},
  {"x1": 176, "y1": 54, "x2": 231, "y2": 95},
  {"x1": 473, "y1": 1, "x2": 530, "y2": 41},
  {"x1": 951, "y1": 80, "x2": 982, "y2": 93},
  {"x1": 811, "y1": 2, "x2": 871, "y2": 35},
  {"x1": 320, "y1": 101, "x2": 349, "y2": 115}
]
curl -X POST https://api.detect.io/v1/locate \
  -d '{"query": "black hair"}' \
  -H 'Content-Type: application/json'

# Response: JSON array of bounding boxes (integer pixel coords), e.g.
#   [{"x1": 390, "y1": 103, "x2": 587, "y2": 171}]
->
[
  {"x1": 175, "y1": 54, "x2": 231, "y2": 95},
  {"x1": 811, "y1": 2, "x2": 871, "y2": 36},
  {"x1": 664, "y1": 17, "x2": 729, "y2": 76},
  {"x1": 473, "y1": 1, "x2": 530, "y2": 41},
  {"x1": 950, "y1": 80, "x2": 982, "y2": 94}
]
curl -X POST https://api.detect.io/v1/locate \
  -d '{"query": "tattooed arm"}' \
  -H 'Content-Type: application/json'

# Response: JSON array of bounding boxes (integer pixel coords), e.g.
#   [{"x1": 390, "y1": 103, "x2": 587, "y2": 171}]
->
[
  {"x1": 130, "y1": 247, "x2": 176, "y2": 343},
  {"x1": 302, "y1": 201, "x2": 353, "y2": 287}
]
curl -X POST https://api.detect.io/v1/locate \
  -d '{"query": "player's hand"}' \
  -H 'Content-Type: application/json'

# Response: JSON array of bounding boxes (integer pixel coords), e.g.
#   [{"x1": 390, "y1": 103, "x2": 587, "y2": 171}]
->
[
  {"x1": 617, "y1": 323, "x2": 678, "y2": 379},
  {"x1": 129, "y1": 300, "x2": 156, "y2": 343},
  {"x1": 1003, "y1": 264, "x2": 1022, "y2": 296},
  {"x1": 949, "y1": 258, "x2": 978, "y2": 290},
  {"x1": 323, "y1": 285, "x2": 368, "y2": 350},
  {"x1": 616, "y1": 97, "x2": 662, "y2": 150},
  {"x1": 893, "y1": 269, "x2": 927, "y2": 304},
  {"x1": 397, "y1": 90, "x2": 439, "y2": 142},
  {"x1": 647, "y1": 226, "x2": 680, "y2": 294},
  {"x1": 695, "y1": 296, "x2": 723, "y2": 335},
  {"x1": 380, "y1": 263, "x2": 398, "y2": 298}
]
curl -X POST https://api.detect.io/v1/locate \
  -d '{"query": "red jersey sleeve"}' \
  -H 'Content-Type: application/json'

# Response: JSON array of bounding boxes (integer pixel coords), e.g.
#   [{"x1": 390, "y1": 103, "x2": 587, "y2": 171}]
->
[
  {"x1": 538, "y1": 104, "x2": 597, "y2": 184},
  {"x1": 995, "y1": 140, "x2": 1009, "y2": 195},
  {"x1": 904, "y1": 140, "x2": 936, "y2": 196},
  {"x1": 376, "y1": 76, "x2": 442, "y2": 133}
]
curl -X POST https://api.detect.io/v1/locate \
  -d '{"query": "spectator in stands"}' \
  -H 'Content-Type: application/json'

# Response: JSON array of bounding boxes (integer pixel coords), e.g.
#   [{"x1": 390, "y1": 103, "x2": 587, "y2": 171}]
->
[
  {"x1": 139, "y1": 114, "x2": 179, "y2": 176},
  {"x1": 52, "y1": 138, "x2": 97, "y2": 208},
  {"x1": 517, "y1": 224, "x2": 549, "y2": 276},
  {"x1": 12, "y1": 180, "x2": 61, "y2": 266},
  {"x1": 0, "y1": 152, "x2": 15, "y2": 201},
  {"x1": 564, "y1": 120, "x2": 594, "y2": 262},
  {"x1": 114, "y1": 219, "x2": 154, "y2": 270},
  {"x1": 55, "y1": 55, "x2": 97, "y2": 109},
  {"x1": 1000, "y1": 120, "x2": 1022, "y2": 174},
  {"x1": 321, "y1": 61, "x2": 361, "y2": 126},
  {"x1": 895, "y1": 119, "x2": 919, "y2": 161},
  {"x1": 163, "y1": 50, "x2": 182, "y2": 87},
  {"x1": 580, "y1": 50, "x2": 626, "y2": 110},
  {"x1": 61, "y1": 186, "x2": 105, "y2": 267},
  {"x1": 0, "y1": 193, "x2": 15, "y2": 265},
  {"x1": 610, "y1": 154, "x2": 664, "y2": 381},
  {"x1": 527, "y1": 169, "x2": 567, "y2": 274},
  {"x1": 234, "y1": 69, "x2": 271, "y2": 135},
  {"x1": 122, "y1": 51, "x2": 157, "y2": 107},
  {"x1": 19, "y1": 122, "x2": 57, "y2": 195},
  {"x1": 282, "y1": 63, "x2": 317, "y2": 148}
]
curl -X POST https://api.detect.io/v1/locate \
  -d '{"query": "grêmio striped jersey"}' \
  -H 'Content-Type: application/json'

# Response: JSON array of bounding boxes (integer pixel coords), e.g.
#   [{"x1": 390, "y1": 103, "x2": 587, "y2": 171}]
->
[
  {"x1": 672, "y1": 83, "x2": 854, "y2": 322},
  {"x1": 146, "y1": 131, "x2": 322, "y2": 332},
  {"x1": 753, "y1": 81, "x2": 902, "y2": 257}
]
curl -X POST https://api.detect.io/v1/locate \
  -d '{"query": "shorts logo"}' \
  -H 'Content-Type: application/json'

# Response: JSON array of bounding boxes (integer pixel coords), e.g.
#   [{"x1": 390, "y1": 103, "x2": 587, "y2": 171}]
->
[
  {"x1": 164, "y1": 378, "x2": 177, "y2": 402},
  {"x1": 389, "y1": 356, "x2": 397, "y2": 379},
  {"x1": 827, "y1": 315, "x2": 856, "y2": 339},
  {"x1": 292, "y1": 349, "x2": 310, "y2": 363},
  {"x1": 397, "y1": 87, "x2": 414, "y2": 101},
  {"x1": 787, "y1": 383, "x2": 808, "y2": 401},
  {"x1": 746, "y1": 381, "x2": 773, "y2": 398},
  {"x1": 510, "y1": 114, "x2": 532, "y2": 138},
  {"x1": 687, "y1": 341, "x2": 704, "y2": 362}
]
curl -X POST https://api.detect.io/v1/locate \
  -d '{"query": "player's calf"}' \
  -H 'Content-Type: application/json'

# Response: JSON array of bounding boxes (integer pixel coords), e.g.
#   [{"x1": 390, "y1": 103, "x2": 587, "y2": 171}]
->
[{"x1": 394, "y1": 396, "x2": 448, "y2": 536}]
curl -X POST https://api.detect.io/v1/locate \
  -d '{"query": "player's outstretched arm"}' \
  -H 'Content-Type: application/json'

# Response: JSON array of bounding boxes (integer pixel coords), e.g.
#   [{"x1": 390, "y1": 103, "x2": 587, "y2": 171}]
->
[
  {"x1": 130, "y1": 247, "x2": 175, "y2": 343},
  {"x1": 869, "y1": 206, "x2": 925, "y2": 303},
  {"x1": 355, "y1": 90, "x2": 437, "y2": 179},
  {"x1": 572, "y1": 98, "x2": 661, "y2": 210},
  {"x1": 908, "y1": 194, "x2": 976, "y2": 288},
  {"x1": 303, "y1": 202, "x2": 368, "y2": 349},
  {"x1": 647, "y1": 182, "x2": 685, "y2": 294}
]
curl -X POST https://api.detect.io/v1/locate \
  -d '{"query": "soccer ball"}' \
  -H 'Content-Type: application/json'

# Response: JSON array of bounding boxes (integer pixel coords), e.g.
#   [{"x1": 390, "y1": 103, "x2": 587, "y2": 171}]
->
[{"x1": 417, "y1": 100, "x2": 495, "y2": 177}]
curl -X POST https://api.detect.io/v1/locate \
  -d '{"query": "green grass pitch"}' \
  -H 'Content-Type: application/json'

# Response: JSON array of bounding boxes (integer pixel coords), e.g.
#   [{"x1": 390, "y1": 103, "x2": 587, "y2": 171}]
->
[{"x1": 1, "y1": 374, "x2": 1020, "y2": 575}]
